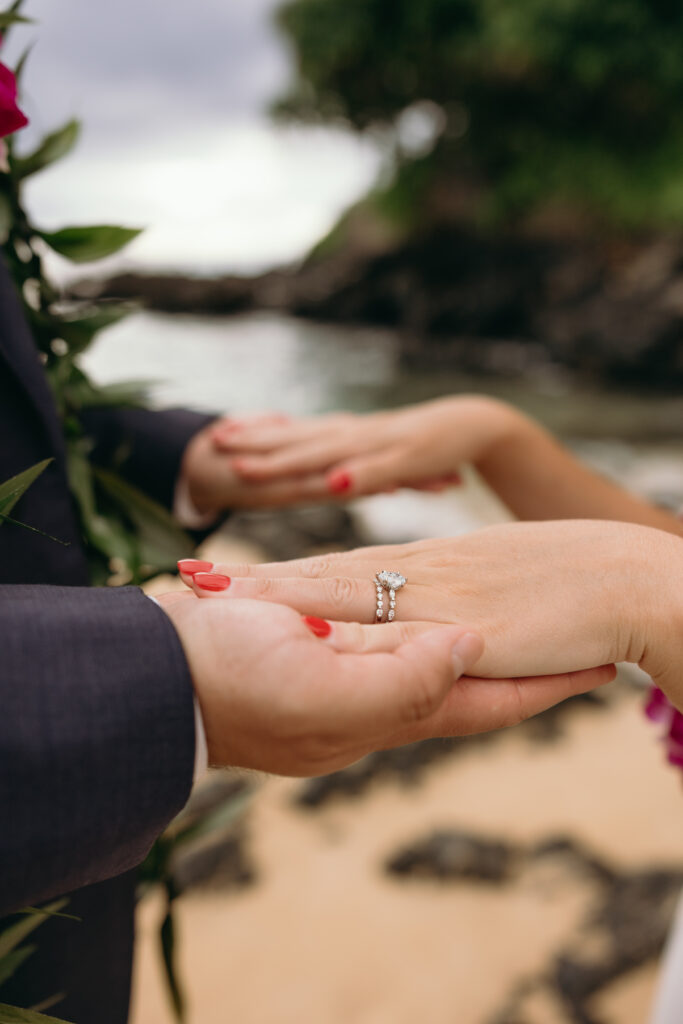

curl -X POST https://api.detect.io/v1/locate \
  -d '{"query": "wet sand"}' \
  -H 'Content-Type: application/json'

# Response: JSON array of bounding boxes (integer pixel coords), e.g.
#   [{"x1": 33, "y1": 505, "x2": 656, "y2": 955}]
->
[{"x1": 130, "y1": 685, "x2": 683, "y2": 1024}]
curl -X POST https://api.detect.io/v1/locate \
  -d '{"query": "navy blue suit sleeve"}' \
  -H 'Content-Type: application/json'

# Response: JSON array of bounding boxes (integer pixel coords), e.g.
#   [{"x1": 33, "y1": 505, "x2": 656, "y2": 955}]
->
[
  {"x1": 0, "y1": 585, "x2": 196, "y2": 914},
  {"x1": 79, "y1": 406, "x2": 215, "y2": 510}
]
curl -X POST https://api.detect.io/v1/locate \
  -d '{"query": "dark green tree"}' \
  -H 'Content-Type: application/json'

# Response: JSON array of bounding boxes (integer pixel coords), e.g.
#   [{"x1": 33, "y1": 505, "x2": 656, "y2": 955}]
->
[{"x1": 276, "y1": 0, "x2": 683, "y2": 226}]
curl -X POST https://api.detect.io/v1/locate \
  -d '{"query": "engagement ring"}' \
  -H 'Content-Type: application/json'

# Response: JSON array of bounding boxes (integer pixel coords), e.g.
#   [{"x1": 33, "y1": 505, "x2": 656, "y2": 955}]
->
[{"x1": 374, "y1": 570, "x2": 407, "y2": 623}]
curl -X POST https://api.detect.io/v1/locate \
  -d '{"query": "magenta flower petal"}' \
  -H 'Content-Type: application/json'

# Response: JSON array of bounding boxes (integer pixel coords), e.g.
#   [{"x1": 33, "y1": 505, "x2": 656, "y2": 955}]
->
[
  {"x1": 668, "y1": 712, "x2": 683, "y2": 745},
  {"x1": 644, "y1": 686, "x2": 683, "y2": 775},
  {"x1": 0, "y1": 60, "x2": 27, "y2": 139},
  {"x1": 666, "y1": 737, "x2": 683, "y2": 769},
  {"x1": 644, "y1": 686, "x2": 674, "y2": 725}
]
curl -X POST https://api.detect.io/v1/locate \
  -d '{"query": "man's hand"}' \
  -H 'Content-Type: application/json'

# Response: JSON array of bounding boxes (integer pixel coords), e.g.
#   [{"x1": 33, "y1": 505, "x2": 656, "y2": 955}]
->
[{"x1": 157, "y1": 593, "x2": 613, "y2": 776}]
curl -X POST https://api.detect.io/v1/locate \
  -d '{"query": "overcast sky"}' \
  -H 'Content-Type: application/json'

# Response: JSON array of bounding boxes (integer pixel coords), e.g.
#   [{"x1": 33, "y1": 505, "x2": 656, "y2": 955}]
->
[{"x1": 3, "y1": 0, "x2": 381, "y2": 274}]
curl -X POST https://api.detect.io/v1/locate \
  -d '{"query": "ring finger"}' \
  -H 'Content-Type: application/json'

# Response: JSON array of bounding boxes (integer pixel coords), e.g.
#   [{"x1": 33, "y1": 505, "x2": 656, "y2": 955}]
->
[{"x1": 189, "y1": 571, "x2": 443, "y2": 624}]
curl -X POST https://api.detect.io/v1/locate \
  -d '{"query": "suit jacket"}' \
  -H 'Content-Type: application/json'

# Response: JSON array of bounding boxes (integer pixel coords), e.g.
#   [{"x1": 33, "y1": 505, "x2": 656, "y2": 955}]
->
[{"x1": 0, "y1": 259, "x2": 209, "y2": 1022}]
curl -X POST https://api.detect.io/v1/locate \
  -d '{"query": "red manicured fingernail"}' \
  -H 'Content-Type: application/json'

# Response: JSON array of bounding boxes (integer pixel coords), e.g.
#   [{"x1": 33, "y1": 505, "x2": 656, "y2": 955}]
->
[
  {"x1": 178, "y1": 559, "x2": 214, "y2": 576},
  {"x1": 327, "y1": 470, "x2": 352, "y2": 494},
  {"x1": 302, "y1": 616, "x2": 332, "y2": 638},
  {"x1": 194, "y1": 572, "x2": 231, "y2": 591}
]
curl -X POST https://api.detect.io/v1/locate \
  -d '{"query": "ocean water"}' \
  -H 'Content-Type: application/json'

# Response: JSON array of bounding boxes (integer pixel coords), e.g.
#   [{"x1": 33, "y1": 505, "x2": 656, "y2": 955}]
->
[{"x1": 81, "y1": 309, "x2": 683, "y2": 541}]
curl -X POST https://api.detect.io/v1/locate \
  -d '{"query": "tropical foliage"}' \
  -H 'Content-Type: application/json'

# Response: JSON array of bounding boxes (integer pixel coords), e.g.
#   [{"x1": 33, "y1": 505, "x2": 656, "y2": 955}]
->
[
  {"x1": 276, "y1": 0, "x2": 683, "y2": 226},
  {"x1": 0, "y1": 4, "x2": 190, "y2": 586}
]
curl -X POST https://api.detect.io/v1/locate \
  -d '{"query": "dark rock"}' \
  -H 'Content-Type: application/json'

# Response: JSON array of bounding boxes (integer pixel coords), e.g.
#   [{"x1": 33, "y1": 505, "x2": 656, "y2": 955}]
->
[
  {"x1": 386, "y1": 829, "x2": 518, "y2": 883},
  {"x1": 171, "y1": 832, "x2": 255, "y2": 894},
  {"x1": 483, "y1": 844, "x2": 683, "y2": 1024},
  {"x1": 224, "y1": 504, "x2": 367, "y2": 562},
  {"x1": 70, "y1": 271, "x2": 254, "y2": 315},
  {"x1": 166, "y1": 774, "x2": 257, "y2": 895},
  {"x1": 553, "y1": 868, "x2": 683, "y2": 1013},
  {"x1": 70, "y1": 224, "x2": 683, "y2": 388},
  {"x1": 295, "y1": 690, "x2": 609, "y2": 809}
]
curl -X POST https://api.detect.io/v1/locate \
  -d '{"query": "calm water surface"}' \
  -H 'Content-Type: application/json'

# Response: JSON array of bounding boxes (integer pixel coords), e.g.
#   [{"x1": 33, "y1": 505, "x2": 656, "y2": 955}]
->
[{"x1": 81, "y1": 311, "x2": 683, "y2": 535}]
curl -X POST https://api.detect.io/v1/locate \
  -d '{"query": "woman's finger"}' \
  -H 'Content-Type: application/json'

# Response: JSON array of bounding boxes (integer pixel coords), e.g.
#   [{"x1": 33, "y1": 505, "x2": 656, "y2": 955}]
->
[
  {"x1": 178, "y1": 545, "x2": 408, "y2": 584},
  {"x1": 211, "y1": 416, "x2": 334, "y2": 454},
  {"x1": 325, "y1": 448, "x2": 413, "y2": 497},
  {"x1": 231, "y1": 436, "x2": 360, "y2": 482},
  {"x1": 189, "y1": 571, "x2": 437, "y2": 623}
]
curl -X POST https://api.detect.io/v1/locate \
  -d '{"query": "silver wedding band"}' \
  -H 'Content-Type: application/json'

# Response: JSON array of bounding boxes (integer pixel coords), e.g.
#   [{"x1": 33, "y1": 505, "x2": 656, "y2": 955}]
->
[{"x1": 374, "y1": 570, "x2": 407, "y2": 623}]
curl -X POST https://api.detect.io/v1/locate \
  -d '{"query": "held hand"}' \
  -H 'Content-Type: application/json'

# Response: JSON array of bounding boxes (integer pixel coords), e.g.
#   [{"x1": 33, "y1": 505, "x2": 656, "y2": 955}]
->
[
  {"x1": 179, "y1": 414, "x2": 333, "y2": 513},
  {"x1": 158, "y1": 593, "x2": 613, "y2": 774},
  {"x1": 210, "y1": 396, "x2": 520, "y2": 497},
  {"x1": 179, "y1": 519, "x2": 683, "y2": 708}
]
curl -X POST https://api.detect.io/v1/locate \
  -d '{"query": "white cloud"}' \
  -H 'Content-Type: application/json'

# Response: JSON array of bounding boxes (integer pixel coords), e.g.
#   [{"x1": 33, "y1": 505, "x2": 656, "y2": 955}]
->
[{"x1": 4, "y1": 0, "x2": 383, "y2": 274}]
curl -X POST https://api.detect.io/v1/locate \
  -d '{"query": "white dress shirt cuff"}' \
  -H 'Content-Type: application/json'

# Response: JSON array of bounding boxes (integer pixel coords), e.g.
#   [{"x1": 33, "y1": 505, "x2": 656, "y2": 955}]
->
[{"x1": 173, "y1": 473, "x2": 219, "y2": 530}]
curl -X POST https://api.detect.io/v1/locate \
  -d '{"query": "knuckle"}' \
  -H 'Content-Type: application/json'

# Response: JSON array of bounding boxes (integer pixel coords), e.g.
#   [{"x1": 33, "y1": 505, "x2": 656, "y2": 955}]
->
[
  {"x1": 301, "y1": 555, "x2": 334, "y2": 578},
  {"x1": 253, "y1": 577, "x2": 277, "y2": 599},
  {"x1": 223, "y1": 563, "x2": 254, "y2": 578},
  {"x1": 325, "y1": 576, "x2": 359, "y2": 606},
  {"x1": 402, "y1": 663, "x2": 442, "y2": 722}
]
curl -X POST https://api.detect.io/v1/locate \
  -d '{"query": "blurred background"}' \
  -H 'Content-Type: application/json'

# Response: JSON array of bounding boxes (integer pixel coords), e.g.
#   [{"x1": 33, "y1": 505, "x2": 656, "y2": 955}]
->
[{"x1": 7, "y1": 1, "x2": 683, "y2": 1021}]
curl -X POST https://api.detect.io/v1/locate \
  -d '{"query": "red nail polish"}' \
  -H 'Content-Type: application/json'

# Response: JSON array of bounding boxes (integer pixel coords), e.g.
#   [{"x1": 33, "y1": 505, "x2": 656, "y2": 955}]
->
[
  {"x1": 302, "y1": 616, "x2": 332, "y2": 639},
  {"x1": 178, "y1": 559, "x2": 214, "y2": 576},
  {"x1": 194, "y1": 572, "x2": 231, "y2": 592},
  {"x1": 327, "y1": 470, "x2": 352, "y2": 494}
]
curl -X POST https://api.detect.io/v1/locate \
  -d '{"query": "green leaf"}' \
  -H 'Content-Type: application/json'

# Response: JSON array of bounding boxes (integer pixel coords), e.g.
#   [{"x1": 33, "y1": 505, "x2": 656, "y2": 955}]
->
[
  {"x1": 173, "y1": 790, "x2": 252, "y2": 849},
  {"x1": 93, "y1": 469, "x2": 191, "y2": 571},
  {"x1": 40, "y1": 225, "x2": 142, "y2": 264},
  {"x1": 13, "y1": 44, "x2": 33, "y2": 85},
  {"x1": 160, "y1": 901, "x2": 185, "y2": 1022},
  {"x1": 0, "y1": 13, "x2": 32, "y2": 30},
  {"x1": 0, "y1": 460, "x2": 52, "y2": 522},
  {"x1": 0, "y1": 901, "x2": 66, "y2": 960},
  {"x1": 83, "y1": 379, "x2": 149, "y2": 408},
  {"x1": 0, "y1": 194, "x2": 12, "y2": 244},
  {"x1": 0, "y1": 1003, "x2": 72, "y2": 1024},
  {"x1": 13, "y1": 121, "x2": 80, "y2": 179},
  {"x1": 0, "y1": 946, "x2": 35, "y2": 988},
  {"x1": 56, "y1": 305, "x2": 136, "y2": 356},
  {"x1": 18, "y1": 909, "x2": 80, "y2": 923},
  {"x1": 66, "y1": 446, "x2": 135, "y2": 563}
]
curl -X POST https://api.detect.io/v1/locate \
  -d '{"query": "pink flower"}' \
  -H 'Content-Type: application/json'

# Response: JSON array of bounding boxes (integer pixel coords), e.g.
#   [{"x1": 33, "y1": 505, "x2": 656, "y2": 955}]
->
[
  {"x1": 667, "y1": 712, "x2": 683, "y2": 769},
  {"x1": 645, "y1": 686, "x2": 683, "y2": 771},
  {"x1": 645, "y1": 685, "x2": 674, "y2": 726},
  {"x1": 0, "y1": 59, "x2": 28, "y2": 138}
]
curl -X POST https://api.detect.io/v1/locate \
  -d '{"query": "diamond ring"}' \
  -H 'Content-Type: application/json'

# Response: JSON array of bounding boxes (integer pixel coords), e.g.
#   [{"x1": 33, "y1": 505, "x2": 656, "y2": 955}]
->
[{"x1": 374, "y1": 570, "x2": 407, "y2": 623}]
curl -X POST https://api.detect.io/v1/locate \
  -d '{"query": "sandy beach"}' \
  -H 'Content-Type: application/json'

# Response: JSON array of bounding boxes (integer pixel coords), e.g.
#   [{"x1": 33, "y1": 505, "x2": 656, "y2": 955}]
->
[{"x1": 134, "y1": 523, "x2": 683, "y2": 1024}]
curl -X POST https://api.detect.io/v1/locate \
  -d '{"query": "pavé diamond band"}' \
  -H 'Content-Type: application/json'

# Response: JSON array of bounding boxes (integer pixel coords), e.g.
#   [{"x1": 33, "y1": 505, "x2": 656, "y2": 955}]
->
[{"x1": 374, "y1": 570, "x2": 407, "y2": 623}]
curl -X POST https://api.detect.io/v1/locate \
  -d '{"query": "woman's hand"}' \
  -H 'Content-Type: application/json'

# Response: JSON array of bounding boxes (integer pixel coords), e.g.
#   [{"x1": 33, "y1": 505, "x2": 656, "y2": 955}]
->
[
  {"x1": 210, "y1": 396, "x2": 518, "y2": 497},
  {"x1": 179, "y1": 519, "x2": 683, "y2": 709}
]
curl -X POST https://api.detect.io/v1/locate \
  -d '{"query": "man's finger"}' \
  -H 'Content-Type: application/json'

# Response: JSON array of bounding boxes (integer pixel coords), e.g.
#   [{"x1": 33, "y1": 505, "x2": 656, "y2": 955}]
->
[
  {"x1": 301, "y1": 616, "x2": 443, "y2": 651},
  {"x1": 332, "y1": 627, "x2": 484, "y2": 735},
  {"x1": 386, "y1": 664, "x2": 617, "y2": 745}
]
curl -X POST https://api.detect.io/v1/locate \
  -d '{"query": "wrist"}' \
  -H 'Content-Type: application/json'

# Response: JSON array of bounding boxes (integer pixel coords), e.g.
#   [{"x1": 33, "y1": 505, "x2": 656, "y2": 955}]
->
[
  {"x1": 637, "y1": 530, "x2": 683, "y2": 708},
  {"x1": 464, "y1": 397, "x2": 535, "y2": 467},
  {"x1": 180, "y1": 426, "x2": 223, "y2": 515}
]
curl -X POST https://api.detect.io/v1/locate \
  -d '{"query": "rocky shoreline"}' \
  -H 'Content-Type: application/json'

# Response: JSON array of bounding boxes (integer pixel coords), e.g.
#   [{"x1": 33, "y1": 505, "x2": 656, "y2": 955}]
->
[{"x1": 73, "y1": 225, "x2": 683, "y2": 388}]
